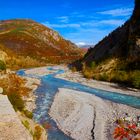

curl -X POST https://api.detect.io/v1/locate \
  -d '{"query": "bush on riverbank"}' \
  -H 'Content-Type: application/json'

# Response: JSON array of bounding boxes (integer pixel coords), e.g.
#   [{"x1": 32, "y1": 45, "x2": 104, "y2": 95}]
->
[
  {"x1": 0, "y1": 72, "x2": 46, "y2": 139},
  {"x1": 8, "y1": 92, "x2": 25, "y2": 111},
  {"x1": 0, "y1": 73, "x2": 31, "y2": 111},
  {"x1": 82, "y1": 68, "x2": 140, "y2": 89},
  {"x1": 23, "y1": 110, "x2": 33, "y2": 119},
  {"x1": 22, "y1": 120, "x2": 30, "y2": 130},
  {"x1": 6, "y1": 56, "x2": 45, "y2": 70},
  {"x1": 0, "y1": 60, "x2": 6, "y2": 70},
  {"x1": 0, "y1": 73, "x2": 31, "y2": 96},
  {"x1": 33, "y1": 125, "x2": 43, "y2": 140},
  {"x1": 73, "y1": 58, "x2": 140, "y2": 89}
]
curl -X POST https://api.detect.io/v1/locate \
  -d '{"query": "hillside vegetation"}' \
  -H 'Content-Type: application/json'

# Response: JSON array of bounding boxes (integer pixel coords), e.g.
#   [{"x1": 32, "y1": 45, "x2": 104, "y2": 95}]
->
[
  {"x1": 0, "y1": 19, "x2": 83, "y2": 69},
  {"x1": 73, "y1": 0, "x2": 140, "y2": 89}
]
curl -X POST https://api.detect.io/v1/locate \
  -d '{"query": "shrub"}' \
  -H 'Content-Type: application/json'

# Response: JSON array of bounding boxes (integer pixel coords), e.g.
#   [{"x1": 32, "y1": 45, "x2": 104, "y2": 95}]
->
[
  {"x1": 33, "y1": 125, "x2": 42, "y2": 140},
  {"x1": 23, "y1": 110, "x2": 33, "y2": 119},
  {"x1": 0, "y1": 60, "x2": 6, "y2": 70},
  {"x1": 83, "y1": 69, "x2": 93, "y2": 79},
  {"x1": 116, "y1": 60, "x2": 128, "y2": 71},
  {"x1": 7, "y1": 74, "x2": 30, "y2": 97},
  {"x1": 82, "y1": 63, "x2": 93, "y2": 79},
  {"x1": 6, "y1": 56, "x2": 45, "y2": 70},
  {"x1": 71, "y1": 66, "x2": 77, "y2": 72},
  {"x1": 98, "y1": 73, "x2": 109, "y2": 81},
  {"x1": 109, "y1": 70, "x2": 140, "y2": 88},
  {"x1": 90, "y1": 61, "x2": 97, "y2": 69},
  {"x1": 22, "y1": 120, "x2": 30, "y2": 130},
  {"x1": 80, "y1": 58, "x2": 140, "y2": 89},
  {"x1": 8, "y1": 92, "x2": 25, "y2": 111},
  {"x1": 110, "y1": 71, "x2": 129, "y2": 83},
  {"x1": 131, "y1": 70, "x2": 140, "y2": 88}
]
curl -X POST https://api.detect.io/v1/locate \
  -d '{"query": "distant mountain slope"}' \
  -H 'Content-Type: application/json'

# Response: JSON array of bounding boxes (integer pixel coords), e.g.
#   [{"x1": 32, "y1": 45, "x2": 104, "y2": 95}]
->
[
  {"x1": 73, "y1": 0, "x2": 140, "y2": 88},
  {"x1": 79, "y1": 45, "x2": 93, "y2": 52},
  {"x1": 0, "y1": 19, "x2": 83, "y2": 65}
]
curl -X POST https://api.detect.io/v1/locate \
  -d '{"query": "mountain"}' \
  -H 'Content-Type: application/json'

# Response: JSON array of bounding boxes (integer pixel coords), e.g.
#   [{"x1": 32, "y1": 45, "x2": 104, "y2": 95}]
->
[
  {"x1": 77, "y1": 44, "x2": 94, "y2": 53},
  {"x1": 77, "y1": 44, "x2": 93, "y2": 48},
  {"x1": 73, "y1": 0, "x2": 140, "y2": 88},
  {"x1": 0, "y1": 19, "x2": 83, "y2": 69},
  {"x1": 83, "y1": 0, "x2": 140, "y2": 64}
]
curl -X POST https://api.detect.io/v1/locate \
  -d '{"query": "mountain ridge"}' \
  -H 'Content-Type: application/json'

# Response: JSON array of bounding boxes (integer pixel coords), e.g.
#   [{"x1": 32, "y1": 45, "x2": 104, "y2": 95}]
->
[
  {"x1": 0, "y1": 19, "x2": 83, "y2": 69},
  {"x1": 73, "y1": 0, "x2": 140, "y2": 89},
  {"x1": 82, "y1": 0, "x2": 140, "y2": 65}
]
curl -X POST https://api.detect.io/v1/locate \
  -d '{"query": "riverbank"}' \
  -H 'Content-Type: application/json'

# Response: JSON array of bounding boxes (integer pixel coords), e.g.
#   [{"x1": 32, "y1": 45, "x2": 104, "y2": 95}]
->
[
  {"x1": 25, "y1": 65, "x2": 66, "y2": 76},
  {"x1": 56, "y1": 68, "x2": 140, "y2": 97},
  {"x1": 22, "y1": 75, "x2": 47, "y2": 140},
  {"x1": 9, "y1": 66, "x2": 139, "y2": 140},
  {"x1": 0, "y1": 70, "x2": 47, "y2": 140},
  {"x1": 49, "y1": 88, "x2": 140, "y2": 140},
  {"x1": 23, "y1": 76, "x2": 40, "y2": 111},
  {"x1": 24, "y1": 66, "x2": 140, "y2": 97}
]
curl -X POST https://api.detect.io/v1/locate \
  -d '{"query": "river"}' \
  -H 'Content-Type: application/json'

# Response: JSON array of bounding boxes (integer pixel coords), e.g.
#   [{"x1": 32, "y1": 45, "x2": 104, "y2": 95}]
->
[{"x1": 17, "y1": 66, "x2": 140, "y2": 140}]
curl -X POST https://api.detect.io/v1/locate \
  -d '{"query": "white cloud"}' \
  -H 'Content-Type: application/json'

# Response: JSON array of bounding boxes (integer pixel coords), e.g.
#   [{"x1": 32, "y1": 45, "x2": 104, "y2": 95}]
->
[
  {"x1": 80, "y1": 19, "x2": 125, "y2": 27},
  {"x1": 57, "y1": 16, "x2": 69, "y2": 23},
  {"x1": 42, "y1": 18, "x2": 124, "y2": 45},
  {"x1": 76, "y1": 42, "x2": 86, "y2": 46},
  {"x1": 43, "y1": 22, "x2": 80, "y2": 28},
  {"x1": 70, "y1": 12, "x2": 86, "y2": 18},
  {"x1": 98, "y1": 8, "x2": 133, "y2": 16},
  {"x1": 42, "y1": 8, "x2": 128, "y2": 44},
  {"x1": 100, "y1": 19, "x2": 125, "y2": 26}
]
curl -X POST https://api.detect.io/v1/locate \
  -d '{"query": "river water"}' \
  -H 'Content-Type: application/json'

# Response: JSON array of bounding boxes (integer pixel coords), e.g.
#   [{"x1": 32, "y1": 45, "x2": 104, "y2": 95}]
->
[{"x1": 17, "y1": 66, "x2": 140, "y2": 140}]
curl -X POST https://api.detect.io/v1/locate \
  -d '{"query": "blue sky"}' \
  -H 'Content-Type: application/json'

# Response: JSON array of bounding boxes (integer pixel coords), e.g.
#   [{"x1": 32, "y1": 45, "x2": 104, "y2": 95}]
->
[{"x1": 0, "y1": 0, "x2": 134, "y2": 45}]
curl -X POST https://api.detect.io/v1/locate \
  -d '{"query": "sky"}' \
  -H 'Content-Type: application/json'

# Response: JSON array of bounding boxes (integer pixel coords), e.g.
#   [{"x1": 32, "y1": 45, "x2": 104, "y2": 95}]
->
[{"x1": 0, "y1": 0, "x2": 134, "y2": 45}]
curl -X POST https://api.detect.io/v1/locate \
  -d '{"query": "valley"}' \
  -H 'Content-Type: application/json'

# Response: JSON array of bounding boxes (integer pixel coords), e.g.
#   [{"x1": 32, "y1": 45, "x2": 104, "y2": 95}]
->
[
  {"x1": 18, "y1": 66, "x2": 140, "y2": 140},
  {"x1": 0, "y1": 0, "x2": 140, "y2": 140}
]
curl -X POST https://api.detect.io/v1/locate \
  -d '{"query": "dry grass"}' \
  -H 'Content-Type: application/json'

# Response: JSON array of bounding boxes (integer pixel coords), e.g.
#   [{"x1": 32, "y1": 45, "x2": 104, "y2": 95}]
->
[
  {"x1": 0, "y1": 73, "x2": 31, "y2": 111},
  {"x1": 81, "y1": 58, "x2": 140, "y2": 89},
  {"x1": 0, "y1": 73, "x2": 31, "y2": 96},
  {"x1": 6, "y1": 56, "x2": 45, "y2": 70}
]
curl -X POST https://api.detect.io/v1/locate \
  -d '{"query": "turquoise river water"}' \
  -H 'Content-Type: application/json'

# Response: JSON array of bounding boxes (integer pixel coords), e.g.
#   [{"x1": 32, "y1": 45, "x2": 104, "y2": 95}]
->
[{"x1": 17, "y1": 66, "x2": 140, "y2": 140}]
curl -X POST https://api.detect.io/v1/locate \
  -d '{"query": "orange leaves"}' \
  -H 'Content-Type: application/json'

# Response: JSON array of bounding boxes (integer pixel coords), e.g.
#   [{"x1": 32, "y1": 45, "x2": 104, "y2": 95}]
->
[
  {"x1": 128, "y1": 124, "x2": 137, "y2": 129},
  {"x1": 34, "y1": 125, "x2": 43, "y2": 140},
  {"x1": 113, "y1": 126, "x2": 130, "y2": 140},
  {"x1": 7, "y1": 73, "x2": 30, "y2": 97},
  {"x1": 113, "y1": 118, "x2": 140, "y2": 140},
  {"x1": 0, "y1": 73, "x2": 30, "y2": 97}
]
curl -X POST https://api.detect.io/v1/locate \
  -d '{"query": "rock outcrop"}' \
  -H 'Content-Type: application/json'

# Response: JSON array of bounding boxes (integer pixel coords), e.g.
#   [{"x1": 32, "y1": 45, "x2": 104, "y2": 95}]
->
[{"x1": 0, "y1": 95, "x2": 32, "y2": 140}]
